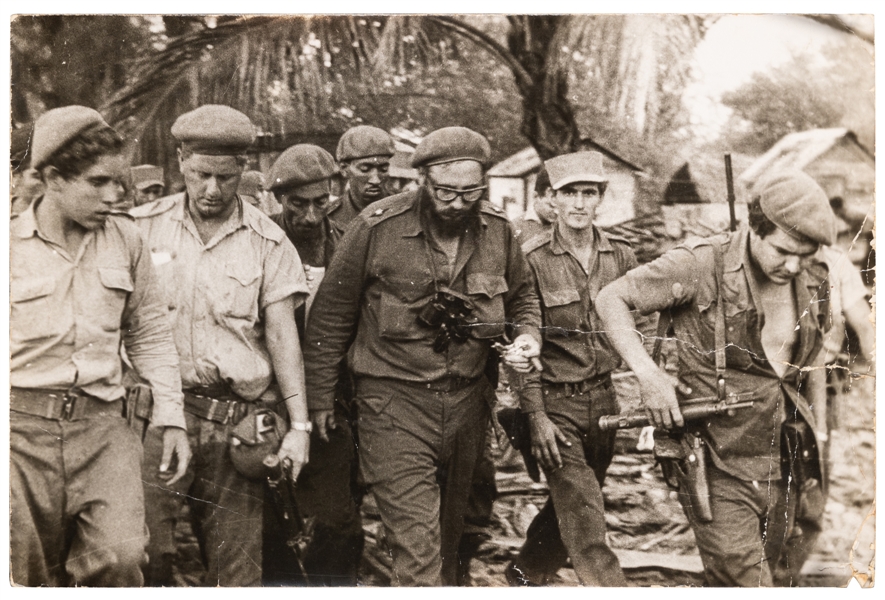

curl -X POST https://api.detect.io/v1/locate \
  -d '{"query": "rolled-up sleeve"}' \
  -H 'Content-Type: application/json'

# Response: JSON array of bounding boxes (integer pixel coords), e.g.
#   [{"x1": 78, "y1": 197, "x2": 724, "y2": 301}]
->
[
  {"x1": 121, "y1": 230, "x2": 186, "y2": 429},
  {"x1": 304, "y1": 219, "x2": 372, "y2": 412},
  {"x1": 260, "y1": 236, "x2": 310, "y2": 310},
  {"x1": 618, "y1": 246, "x2": 702, "y2": 316}
]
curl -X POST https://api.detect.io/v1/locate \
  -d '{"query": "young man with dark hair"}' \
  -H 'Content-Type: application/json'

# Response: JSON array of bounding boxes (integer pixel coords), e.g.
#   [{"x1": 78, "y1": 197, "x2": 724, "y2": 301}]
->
[
  {"x1": 507, "y1": 152, "x2": 632, "y2": 586},
  {"x1": 596, "y1": 169, "x2": 836, "y2": 586},
  {"x1": 512, "y1": 167, "x2": 557, "y2": 241},
  {"x1": 10, "y1": 106, "x2": 190, "y2": 586}
]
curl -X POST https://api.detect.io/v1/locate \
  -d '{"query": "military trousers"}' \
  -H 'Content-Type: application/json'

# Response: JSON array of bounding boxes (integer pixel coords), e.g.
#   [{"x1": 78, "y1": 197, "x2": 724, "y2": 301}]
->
[
  {"x1": 678, "y1": 463, "x2": 799, "y2": 586},
  {"x1": 356, "y1": 376, "x2": 492, "y2": 586},
  {"x1": 10, "y1": 410, "x2": 147, "y2": 586},
  {"x1": 142, "y1": 411, "x2": 264, "y2": 587},
  {"x1": 512, "y1": 378, "x2": 626, "y2": 586}
]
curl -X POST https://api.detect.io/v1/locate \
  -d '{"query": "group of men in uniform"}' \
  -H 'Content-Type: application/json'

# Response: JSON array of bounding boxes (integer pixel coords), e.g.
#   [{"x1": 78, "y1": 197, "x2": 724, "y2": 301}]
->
[{"x1": 10, "y1": 101, "x2": 847, "y2": 588}]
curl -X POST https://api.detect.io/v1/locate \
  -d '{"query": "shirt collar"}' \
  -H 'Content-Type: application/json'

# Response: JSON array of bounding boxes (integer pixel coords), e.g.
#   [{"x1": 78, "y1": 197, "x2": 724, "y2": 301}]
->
[
  {"x1": 724, "y1": 225, "x2": 750, "y2": 273},
  {"x1": 12, "y1": 197, "x2": 41, "y2": 239},
  {"x1": 177, "y1": 193, "x2": 247, "y2": 245},
  {"x1": 550, "y1": 222, "x2": 612, "y2": 256}
]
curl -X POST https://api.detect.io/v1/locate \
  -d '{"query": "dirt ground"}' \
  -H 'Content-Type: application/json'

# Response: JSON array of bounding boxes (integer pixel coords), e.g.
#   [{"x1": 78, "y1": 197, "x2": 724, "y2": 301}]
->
[{"x1": 169, "y1": 370, "x2": 874, "y2": 588}]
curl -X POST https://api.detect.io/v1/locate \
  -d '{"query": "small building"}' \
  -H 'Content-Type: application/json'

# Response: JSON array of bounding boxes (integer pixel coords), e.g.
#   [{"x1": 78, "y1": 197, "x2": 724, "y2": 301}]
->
[
  {"x1": 487, "y1": 141, "x2": 647, "y2": 228},
  {"x1": 737, "y1": 128, "x2": 874, "y2": 268}
]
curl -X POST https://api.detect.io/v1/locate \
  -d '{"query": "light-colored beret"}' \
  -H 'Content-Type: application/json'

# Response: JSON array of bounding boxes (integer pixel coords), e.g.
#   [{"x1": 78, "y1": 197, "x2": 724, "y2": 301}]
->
[
  {"x1": 32, "y1": 106, "x2": 112, "y2": 168},
  {"x1": 130, "y1": 165, "x2": 165, "y2": 190},
  {"x1": 336, "y1": 125, "x2": 396, "y2": 162},
  {"x1": 757, "y1": 169, "x2": 836, "y2": 246},
  {"x1": 172, "y1": 105, "x2": 256, "y2": 155},
  {"x1": 268, "y1": 145, "x2": 337, "y2": 191}
]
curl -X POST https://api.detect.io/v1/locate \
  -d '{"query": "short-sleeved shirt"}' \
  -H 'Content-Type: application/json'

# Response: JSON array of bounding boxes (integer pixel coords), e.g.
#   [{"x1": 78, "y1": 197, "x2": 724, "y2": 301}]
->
[
  {"x1": 616, "y1": 226, "x2": 829, "y2": 481},
  {"x1": 519, "y1": 224, "x2": 637, "y2": 411},
  {"x1": 305, "y1": 190, "x2": 542, "y2": 412},
  {"x1": 131, "y1": 193, "x2": 309, "y2": 401},
  {"x1": 818, "y1": 245, "x2": 870, "y2": 361},
  {"x1": 10, "y1": 199, "x2": 186, "y2": 428}
]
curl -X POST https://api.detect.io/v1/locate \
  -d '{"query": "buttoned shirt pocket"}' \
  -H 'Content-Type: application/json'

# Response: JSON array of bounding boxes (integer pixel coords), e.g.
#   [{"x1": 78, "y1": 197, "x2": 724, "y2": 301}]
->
[
  {"x1": 97, "y1": 267, "x2": 134, "y2": 332},
  {"x1": 539, "y1": 287, "x2": 583, "y2": 338},
  {"x1": 466, "y1": 273, "x2": 509, "y2": 339},
  {"x1": 378, "y1": 277, "x2": 433, "y2": 340},
  {"x1": 10, "y1": 276, "x2": 59, "y2": 341},
  {"x1": 221, "y1": 263, "x2": 261, "y2": 320}
]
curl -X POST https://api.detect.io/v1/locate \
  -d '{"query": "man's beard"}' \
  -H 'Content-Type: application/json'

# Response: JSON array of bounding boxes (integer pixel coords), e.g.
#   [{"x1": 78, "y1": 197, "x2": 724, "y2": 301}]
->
[{"x1": 420, "y1": 187, "x2": 481, "y2": 237}]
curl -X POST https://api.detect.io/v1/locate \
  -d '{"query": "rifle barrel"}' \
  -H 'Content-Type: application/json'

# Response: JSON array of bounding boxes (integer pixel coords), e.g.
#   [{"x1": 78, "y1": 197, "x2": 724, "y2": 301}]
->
[
  {"x1": 725, "y1": 153, "x2": 737, "y2": 231},
  {"x1": 599, "y1": 399, "x2": 754, "y2": 431}
]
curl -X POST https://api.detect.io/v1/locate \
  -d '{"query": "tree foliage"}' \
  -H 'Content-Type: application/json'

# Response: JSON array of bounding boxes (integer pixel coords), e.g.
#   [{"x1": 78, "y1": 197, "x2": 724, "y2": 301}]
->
[{"x1": 720, "y1": 38, "x2": 874, "y2": 155}]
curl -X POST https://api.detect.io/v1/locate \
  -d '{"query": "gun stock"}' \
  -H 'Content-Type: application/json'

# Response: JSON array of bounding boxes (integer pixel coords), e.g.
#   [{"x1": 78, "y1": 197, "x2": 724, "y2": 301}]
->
[
  {"x1": 263, "y1": 454, "x2": 313, "y2": 581},
  {"x1": 599, "y1": 396, "x2": 755, "y2": 431}
]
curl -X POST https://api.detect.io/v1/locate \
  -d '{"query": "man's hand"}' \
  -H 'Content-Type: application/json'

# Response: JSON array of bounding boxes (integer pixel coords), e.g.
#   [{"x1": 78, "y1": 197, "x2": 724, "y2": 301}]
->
[
  {"x1": 159, "y1": 426, "x2": 191, "y2": 485},
  {"x1": 528, "y1": 412, "x2": 570, "y2": 471},
  {"x1": 278, "y1": 429, "x2": 310, "y2": 480},
  {"x1": 497, "y1": 333, "x2": 543, "y2": 374},
  {"x1": 310, "y1": 409, "x2": 336, "y2": 442},
  {"x1": 636, "y1": 368, "x2": 688, "y2": 430}
]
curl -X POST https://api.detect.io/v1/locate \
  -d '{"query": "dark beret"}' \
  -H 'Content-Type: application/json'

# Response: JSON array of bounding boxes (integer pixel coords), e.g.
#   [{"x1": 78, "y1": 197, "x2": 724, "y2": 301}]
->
[
  {"x1": 172, "y1": 105, "x2": 256, "y2": 155},
  {"x1": 336, "y1": 125, "x2": 396, "y2": 162},
  {"x1": 32, "y1": 106, "x2": 112, "y2": 169},
  {"x1": 411, "y1": 127, "x2": 491, "y2": 168},
  {"x1": 756, "y1": 169, "x2": 836, "y2": 246},
  {"x1": 268, "y1": 145, "x2": 337, "y2": 191}
]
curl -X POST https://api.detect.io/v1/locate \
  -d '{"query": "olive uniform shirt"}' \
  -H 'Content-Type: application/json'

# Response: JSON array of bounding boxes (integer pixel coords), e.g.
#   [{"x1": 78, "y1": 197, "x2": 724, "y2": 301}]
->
[
  {"x1": 130, "y1": 193, "x2": 309, "y2": 401},
  {"x1": 519, "y1": 224, "x2": 637, "y2": 412},
  {"x1": 617, "y1": 226, "x2": 829, "y2": 482},
  {"x1": 305, "y1": 190, "x2": 543, "y2": 412},
  {"x1": 10, "y1": 199, "x2": 186, "y2": 428},
  {"x1": 326, "y1": 188, "x2": 365, "y2": 233}
]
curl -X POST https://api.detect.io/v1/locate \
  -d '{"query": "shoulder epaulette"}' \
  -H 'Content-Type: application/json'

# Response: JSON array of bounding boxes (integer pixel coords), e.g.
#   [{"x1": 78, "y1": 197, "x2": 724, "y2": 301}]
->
[
  {"x1": 244, "y1": 203, "x2": 285, "y2": 243},
  {"x1": 360, "y1": 191, "x2": 415, "y2": 227},
  {"x1": 479, "y1": 201, "x2": 508, "y2": 219},
  {"x1": 129, "y1": 193, "x2": 180, "y2": 219},
  {"x1": 521, "y1": 230, "x2": 553, "y2": 255},
  {"x1": 601, "y1": 231, "x2": 633, "y2": 247}
]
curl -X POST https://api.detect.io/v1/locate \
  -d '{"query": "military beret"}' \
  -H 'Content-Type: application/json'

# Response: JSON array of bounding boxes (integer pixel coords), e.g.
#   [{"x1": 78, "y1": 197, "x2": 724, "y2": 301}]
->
[
  {"x1": 336, "y1": 126, "x2": 396, "y2": 162},
  {"x1": 32, "y1": 106, "x2": 112, "y2": 169},
  {"x1": 545, "y1": 151, "x2": 607, "y2": 190},
  {"x1": 268, "y1": 145, "x2": 337, "y2": 191},
  {"x1": 411, "y1": 127, "x2": 492, "y2": 168},
  {"x1": 756, "y1": 169, "x2": 836, "y2": 246},
  {"x1": 130, "y1": 165, "x2": 165, "y2": 190},
  {"x1": 171, "y1": 105, "x2": 256, "y2": 155},
  {"x1": 238, "y1": 171, "x2": 266, "y2": 197}
]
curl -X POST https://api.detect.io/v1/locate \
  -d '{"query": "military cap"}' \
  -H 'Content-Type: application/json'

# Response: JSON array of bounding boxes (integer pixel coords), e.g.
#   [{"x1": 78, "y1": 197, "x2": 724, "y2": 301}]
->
[
  {"x1": 238, "y1": 171, "x2": 266, "y2": 197},
  {"x1": 268, "y1": 144, "x2": 337, "y2": 193},
  {"x1": 171, "y1": 105, "x2": 256, "y2": 155},
  {"x1": 130, "y1": 165, "x2": 165, "y2": 190},
  {"x1": 545, "y1": 151, "x2": 607, "y2": 190},
  {"x1": 32, "y1": 106, "x2": 112, "y2": 169},
  {"x1": 411, "y1": 127, "x2": 492, "y2": 168},
  {"x1": 336, "y1": 125, "x2": 396, "y2": 162},
  {"x1": 756, "y1": 169, "x2": 836, "y2": 246}
]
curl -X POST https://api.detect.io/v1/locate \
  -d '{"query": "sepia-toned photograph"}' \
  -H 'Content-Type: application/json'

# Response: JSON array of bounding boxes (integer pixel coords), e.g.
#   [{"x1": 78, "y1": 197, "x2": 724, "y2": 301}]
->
[{"x1": 7, "y1": 12, "x2": 875, "y2": 588}]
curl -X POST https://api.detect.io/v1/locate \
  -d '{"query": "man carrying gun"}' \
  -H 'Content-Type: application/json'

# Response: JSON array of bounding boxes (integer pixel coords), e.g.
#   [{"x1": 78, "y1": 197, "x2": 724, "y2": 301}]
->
[
  {"x1": 504, "y1": 152, "x2": 635, "y2": 587},
  {"x1": 596, "y1": 170, "x2": 836, "y2": 587}
]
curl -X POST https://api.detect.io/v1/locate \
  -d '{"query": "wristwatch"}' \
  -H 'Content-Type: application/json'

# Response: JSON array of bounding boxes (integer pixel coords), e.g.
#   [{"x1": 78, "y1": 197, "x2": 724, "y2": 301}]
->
[{"x1": 291, "y1": 421, "x2": 313, "y2": 433}]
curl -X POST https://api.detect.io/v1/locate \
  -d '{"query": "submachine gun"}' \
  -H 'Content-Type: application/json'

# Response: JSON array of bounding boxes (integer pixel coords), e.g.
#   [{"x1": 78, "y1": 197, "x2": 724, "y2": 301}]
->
[{"x1": 262, "y1": 453, "x2": 315, "y2": 583}]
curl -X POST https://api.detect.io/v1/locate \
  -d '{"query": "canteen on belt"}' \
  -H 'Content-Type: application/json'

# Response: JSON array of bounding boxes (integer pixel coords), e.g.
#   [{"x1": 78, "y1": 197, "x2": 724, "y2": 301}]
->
[{"x1": 229, "y1": 409, "x2": 284, "y2": 480}]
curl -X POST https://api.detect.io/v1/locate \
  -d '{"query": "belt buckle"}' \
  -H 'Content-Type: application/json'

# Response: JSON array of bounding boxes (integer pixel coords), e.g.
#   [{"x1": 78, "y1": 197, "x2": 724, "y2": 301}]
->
[
  {"x1": 205, "y1": 397, "x2": 219, "y2": 422},
  {"x1": 62, "y1": 391, "x2": 78, "y2": 421}
]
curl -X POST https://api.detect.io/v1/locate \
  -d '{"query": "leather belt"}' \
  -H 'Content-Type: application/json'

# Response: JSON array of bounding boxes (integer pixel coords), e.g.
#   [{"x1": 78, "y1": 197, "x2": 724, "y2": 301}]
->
[
  {"x1": 10, "y1": 387, "x2": 125, "y2": 421},
  {"x1": 423, "y1": 376, "x2": 481, "y2": 393},
  {"x1": 543, "y1": 375, "x2": 612, "y2": 398},
  {"x1": 183, "y1": 388, "x2": 245, "y2": 425}
]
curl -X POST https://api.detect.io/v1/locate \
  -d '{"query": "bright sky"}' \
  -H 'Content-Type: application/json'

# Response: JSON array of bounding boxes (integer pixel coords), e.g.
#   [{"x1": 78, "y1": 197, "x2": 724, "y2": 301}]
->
[{"x1": 683, "y1": 14, "x2": 858, "y2": 142}]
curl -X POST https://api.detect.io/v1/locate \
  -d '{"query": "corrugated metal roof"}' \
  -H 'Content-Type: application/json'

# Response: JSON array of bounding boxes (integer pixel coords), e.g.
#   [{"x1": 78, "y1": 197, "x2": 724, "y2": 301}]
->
[{"x1": 737, "y1": 128, "x2": 872, "y2": 188}]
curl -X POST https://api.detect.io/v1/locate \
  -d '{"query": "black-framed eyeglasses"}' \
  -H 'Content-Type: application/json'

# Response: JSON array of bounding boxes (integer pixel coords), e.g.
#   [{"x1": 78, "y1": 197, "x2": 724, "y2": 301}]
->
[{"x1": 427, "y1": 176, "x2": 487, "y2": 203}]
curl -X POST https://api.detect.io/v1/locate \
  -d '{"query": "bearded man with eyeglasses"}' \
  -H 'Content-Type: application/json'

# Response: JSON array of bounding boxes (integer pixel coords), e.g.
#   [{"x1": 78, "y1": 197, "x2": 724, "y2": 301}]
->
[{"x1": 305, "y1": 127, "x2": 542, "y2": 586}]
